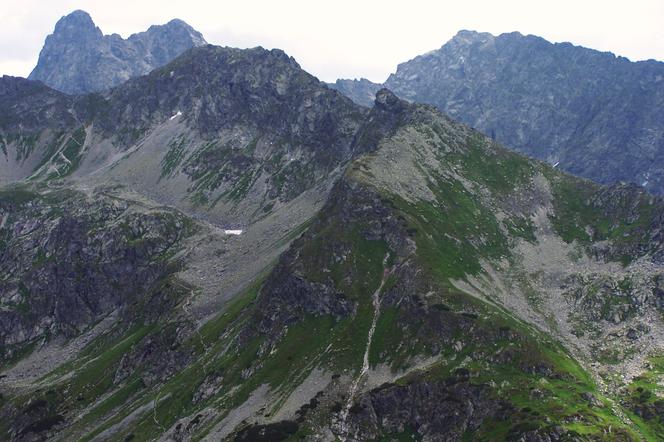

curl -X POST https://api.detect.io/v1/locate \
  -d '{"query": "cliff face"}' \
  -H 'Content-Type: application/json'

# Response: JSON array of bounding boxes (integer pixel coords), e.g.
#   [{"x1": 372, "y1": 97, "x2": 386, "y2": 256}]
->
[
  {"x1": 28, "y1": 10, "x2": 206, "y2": 94},
  {"x1": 0, "y1": 184, "x2": 193, "y2": 355},
  {"x1": 334, "y1": 30, "x2": 664, "y2": 195}
]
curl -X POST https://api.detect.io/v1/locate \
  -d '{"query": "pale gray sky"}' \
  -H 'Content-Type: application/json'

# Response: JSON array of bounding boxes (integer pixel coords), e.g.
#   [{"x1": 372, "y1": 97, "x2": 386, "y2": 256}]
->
[{"x1": 1, "y1": 0, "x2": 663, "y2": 83}]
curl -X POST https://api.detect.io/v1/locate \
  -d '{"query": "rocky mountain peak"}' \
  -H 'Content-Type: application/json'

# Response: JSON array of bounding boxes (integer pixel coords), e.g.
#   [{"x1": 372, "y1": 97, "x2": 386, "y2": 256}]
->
[
  {"x1": 140, "y1": 18, "x2": 207, "y2": 46},
  {"x1": 28, "y1": 10, "x2": 207, "y2": 94},
  {"x1": 6, "y1": 20, "x2": 664, "y2": 439},
  {"x1": 449, "y1": 29, "x2": 495, "y2": 46},
  {"x1": 51, "y1": 10, "x2": 101, "y2": 39},
  {"x1": 373, "y1": 88, "x2": 413, "y2": 117}
]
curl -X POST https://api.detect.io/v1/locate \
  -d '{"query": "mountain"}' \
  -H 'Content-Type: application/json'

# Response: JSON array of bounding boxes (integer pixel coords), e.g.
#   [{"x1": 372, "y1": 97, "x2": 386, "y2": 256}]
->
[
  {"x1": 332, "y1": 30, "x2": 664, "y2": 195},
  {"x1": 28, "y1": 10, "x2": 207, "y2": 94},
  {"x1": 327, "y1": 78, "x2": 381, "y2": 107},
  {"x1": 3, "y1": 40, "x2": 664, "y2": 440}
]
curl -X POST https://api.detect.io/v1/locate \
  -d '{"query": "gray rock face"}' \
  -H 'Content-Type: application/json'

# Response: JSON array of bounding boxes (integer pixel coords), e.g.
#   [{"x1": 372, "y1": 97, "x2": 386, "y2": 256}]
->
[
  {"x1": 345, "y1": 380, "x2": 507, "y2": 441},
  {"x1": 28, "y1": 10, "x2": 207, "y2": 94},
  {"x1": 327, "y1": 78, "x2": 381, "y2": 107},
  {"x1": 335, "y1": 30, "x2": 664, "y2": 194},
  {"x1": 0, "y1": 76, "x2": 77, "y2": 133},
  {"x1": 0, "y1": 185, "x2": 191, "y2": 356},
  {"x1": 3, "y1": 45, "x2": 367, "y2": 207}
]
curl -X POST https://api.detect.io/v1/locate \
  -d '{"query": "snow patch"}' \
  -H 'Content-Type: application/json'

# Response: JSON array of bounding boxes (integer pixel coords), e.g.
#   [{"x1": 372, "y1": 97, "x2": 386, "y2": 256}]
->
[
  {"x1": 169, "y1": 111, "x2": 182, "y2": 121},
  {"x1": 223, "y1": 229, "x2": 243, "y2": 236}
]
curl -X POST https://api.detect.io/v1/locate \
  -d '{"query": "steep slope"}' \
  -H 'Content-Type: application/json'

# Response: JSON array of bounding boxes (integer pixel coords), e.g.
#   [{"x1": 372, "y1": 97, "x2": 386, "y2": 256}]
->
[
  {"x1": 214, "y1": 90, "x2": 664, "y2": 440},
  {"x1": 0, "y1": 45, "x2": 373, "y2": 440},
  {"x1": 28, "y1": 10, "x2": 206, "y2": 94},
  {"x1": 1, "y1": 44, "x2": 371, "y2": 346},
  {"x1": 335, "y1": 30, "x2": 664, "y2": 194},
  {"x1": 3, "y1": 45, "x2": 367, "y2": 220},
  {"x1": 4, "y1": 88, "x2": 664, "y2": 440}
]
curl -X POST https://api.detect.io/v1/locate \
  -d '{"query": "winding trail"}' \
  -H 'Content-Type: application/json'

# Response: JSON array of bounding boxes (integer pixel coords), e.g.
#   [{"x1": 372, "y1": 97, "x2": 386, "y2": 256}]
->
[
  {"x1": 340, "y1": 253, "x2": 392, "y2": 440},
  {"x1": 153, "y1": 390, "x2": 164, "y2": 431},
  {"x1": 181, "y1": 290, "x2": 210, "y2": 355}
]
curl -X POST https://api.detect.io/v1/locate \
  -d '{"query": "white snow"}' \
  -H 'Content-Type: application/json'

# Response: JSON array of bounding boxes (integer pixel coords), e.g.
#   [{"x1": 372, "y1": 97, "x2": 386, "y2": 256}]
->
[
  {"x1": 223, "y1": 229, "x2": 243, "y2": 235},
  {"x1": 169, "y1": 110, "x2": 182, "y2": 121}
]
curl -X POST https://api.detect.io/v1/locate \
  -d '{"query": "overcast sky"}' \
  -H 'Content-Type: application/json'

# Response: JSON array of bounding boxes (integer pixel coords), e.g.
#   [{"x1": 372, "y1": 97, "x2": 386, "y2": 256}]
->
[{"x1": 2, "y1": 0, "x2": 663, "y2": 83}]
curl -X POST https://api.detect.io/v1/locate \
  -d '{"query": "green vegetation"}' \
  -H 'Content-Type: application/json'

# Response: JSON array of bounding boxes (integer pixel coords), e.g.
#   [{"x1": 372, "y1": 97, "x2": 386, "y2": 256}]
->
[
  {"x1": 450, "y1": 134, "x2": 535, "y2": 195},
  {"x1": 160, "y1": 134, "x2": 188, "y2": 178},
  {"x1": 0, "y1": 183, "x2": 41, "y2": 205},
  {"x1": 621, "y1": 354, "x2": 664, "y2": 439},
  {"x1": 12, "y1": 133, "x2": 40, "y2": 162},
  {"x1": 270, "y1": 159, "x2": 316, "y2": 201},
  {"x1": 545, "y1": 170, "x2": 656, "y2": 264},
  {"x1": 388, "y1": 179, "x2": 507, "y2": 284},
  {"x1": 6, "y1": 101, "x2": 664, "y2": 441}
]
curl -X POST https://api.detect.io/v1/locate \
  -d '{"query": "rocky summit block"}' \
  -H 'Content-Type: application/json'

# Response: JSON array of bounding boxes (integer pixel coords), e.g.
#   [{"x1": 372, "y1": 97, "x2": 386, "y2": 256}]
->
[{"x1": 28, "y1": 10, "x2": 207, "y2": 94}]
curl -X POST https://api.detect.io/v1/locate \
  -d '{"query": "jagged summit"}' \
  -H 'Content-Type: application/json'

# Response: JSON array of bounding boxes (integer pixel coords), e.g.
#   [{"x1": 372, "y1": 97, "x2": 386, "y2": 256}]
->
[
  {"x1": 28, "y1": 10, "x2": 207, "y2": 94},
  {"x1": 327, "y1": 77, "x2": 382, "y2": 107},
  {"x1": 136, "y1": 18, "x2": 207, "y2": 47},
  {"x1": 51, "y1": 10, "x2": 101, "y2": 37},
  {"x1": 447, "y1": 29, "x2": 496, "y2": 45},
  {"x1": 98, "y1": 45, "x2": 358, "y2": 145}
]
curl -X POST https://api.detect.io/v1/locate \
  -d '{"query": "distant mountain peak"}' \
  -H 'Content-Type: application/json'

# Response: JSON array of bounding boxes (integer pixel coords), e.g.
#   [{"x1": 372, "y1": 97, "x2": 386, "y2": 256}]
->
[
  {"x1": 55, "y1": 9, "x2": 95, "y2": 27},
  {"x1": 51, "y1": 10, "x2": 102, "y2": 39},
  {"x1": 28, "y1": 10, "x2": 207, "y2": 94},
  {"x1": 334, "y1": 29, "x2": 664, "y2": 194},
  {"x1": 451, "y1": 29, "x2": 494, "y2": 41}
]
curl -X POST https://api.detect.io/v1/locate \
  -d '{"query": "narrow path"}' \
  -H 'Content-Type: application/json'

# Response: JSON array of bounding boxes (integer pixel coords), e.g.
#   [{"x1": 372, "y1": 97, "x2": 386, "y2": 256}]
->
[
  {"x1": 340, "y1": 254, "x2": 392, "y2": 441},
  {"x1": 181, "y1": 290, "x2": 209, "y2": 355},
  {"x1": 153, "y1": 390, "x2": 164, "y2": 431},
  {"x1": 59, "y1": 151, "x2": 73, "y2": 166}
]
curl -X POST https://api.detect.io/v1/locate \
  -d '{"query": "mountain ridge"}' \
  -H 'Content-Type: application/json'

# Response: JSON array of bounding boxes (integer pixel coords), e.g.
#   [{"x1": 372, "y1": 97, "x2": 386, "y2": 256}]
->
[{"x1": 331, "y1": 29, "x2": 664, "y2": 194}]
